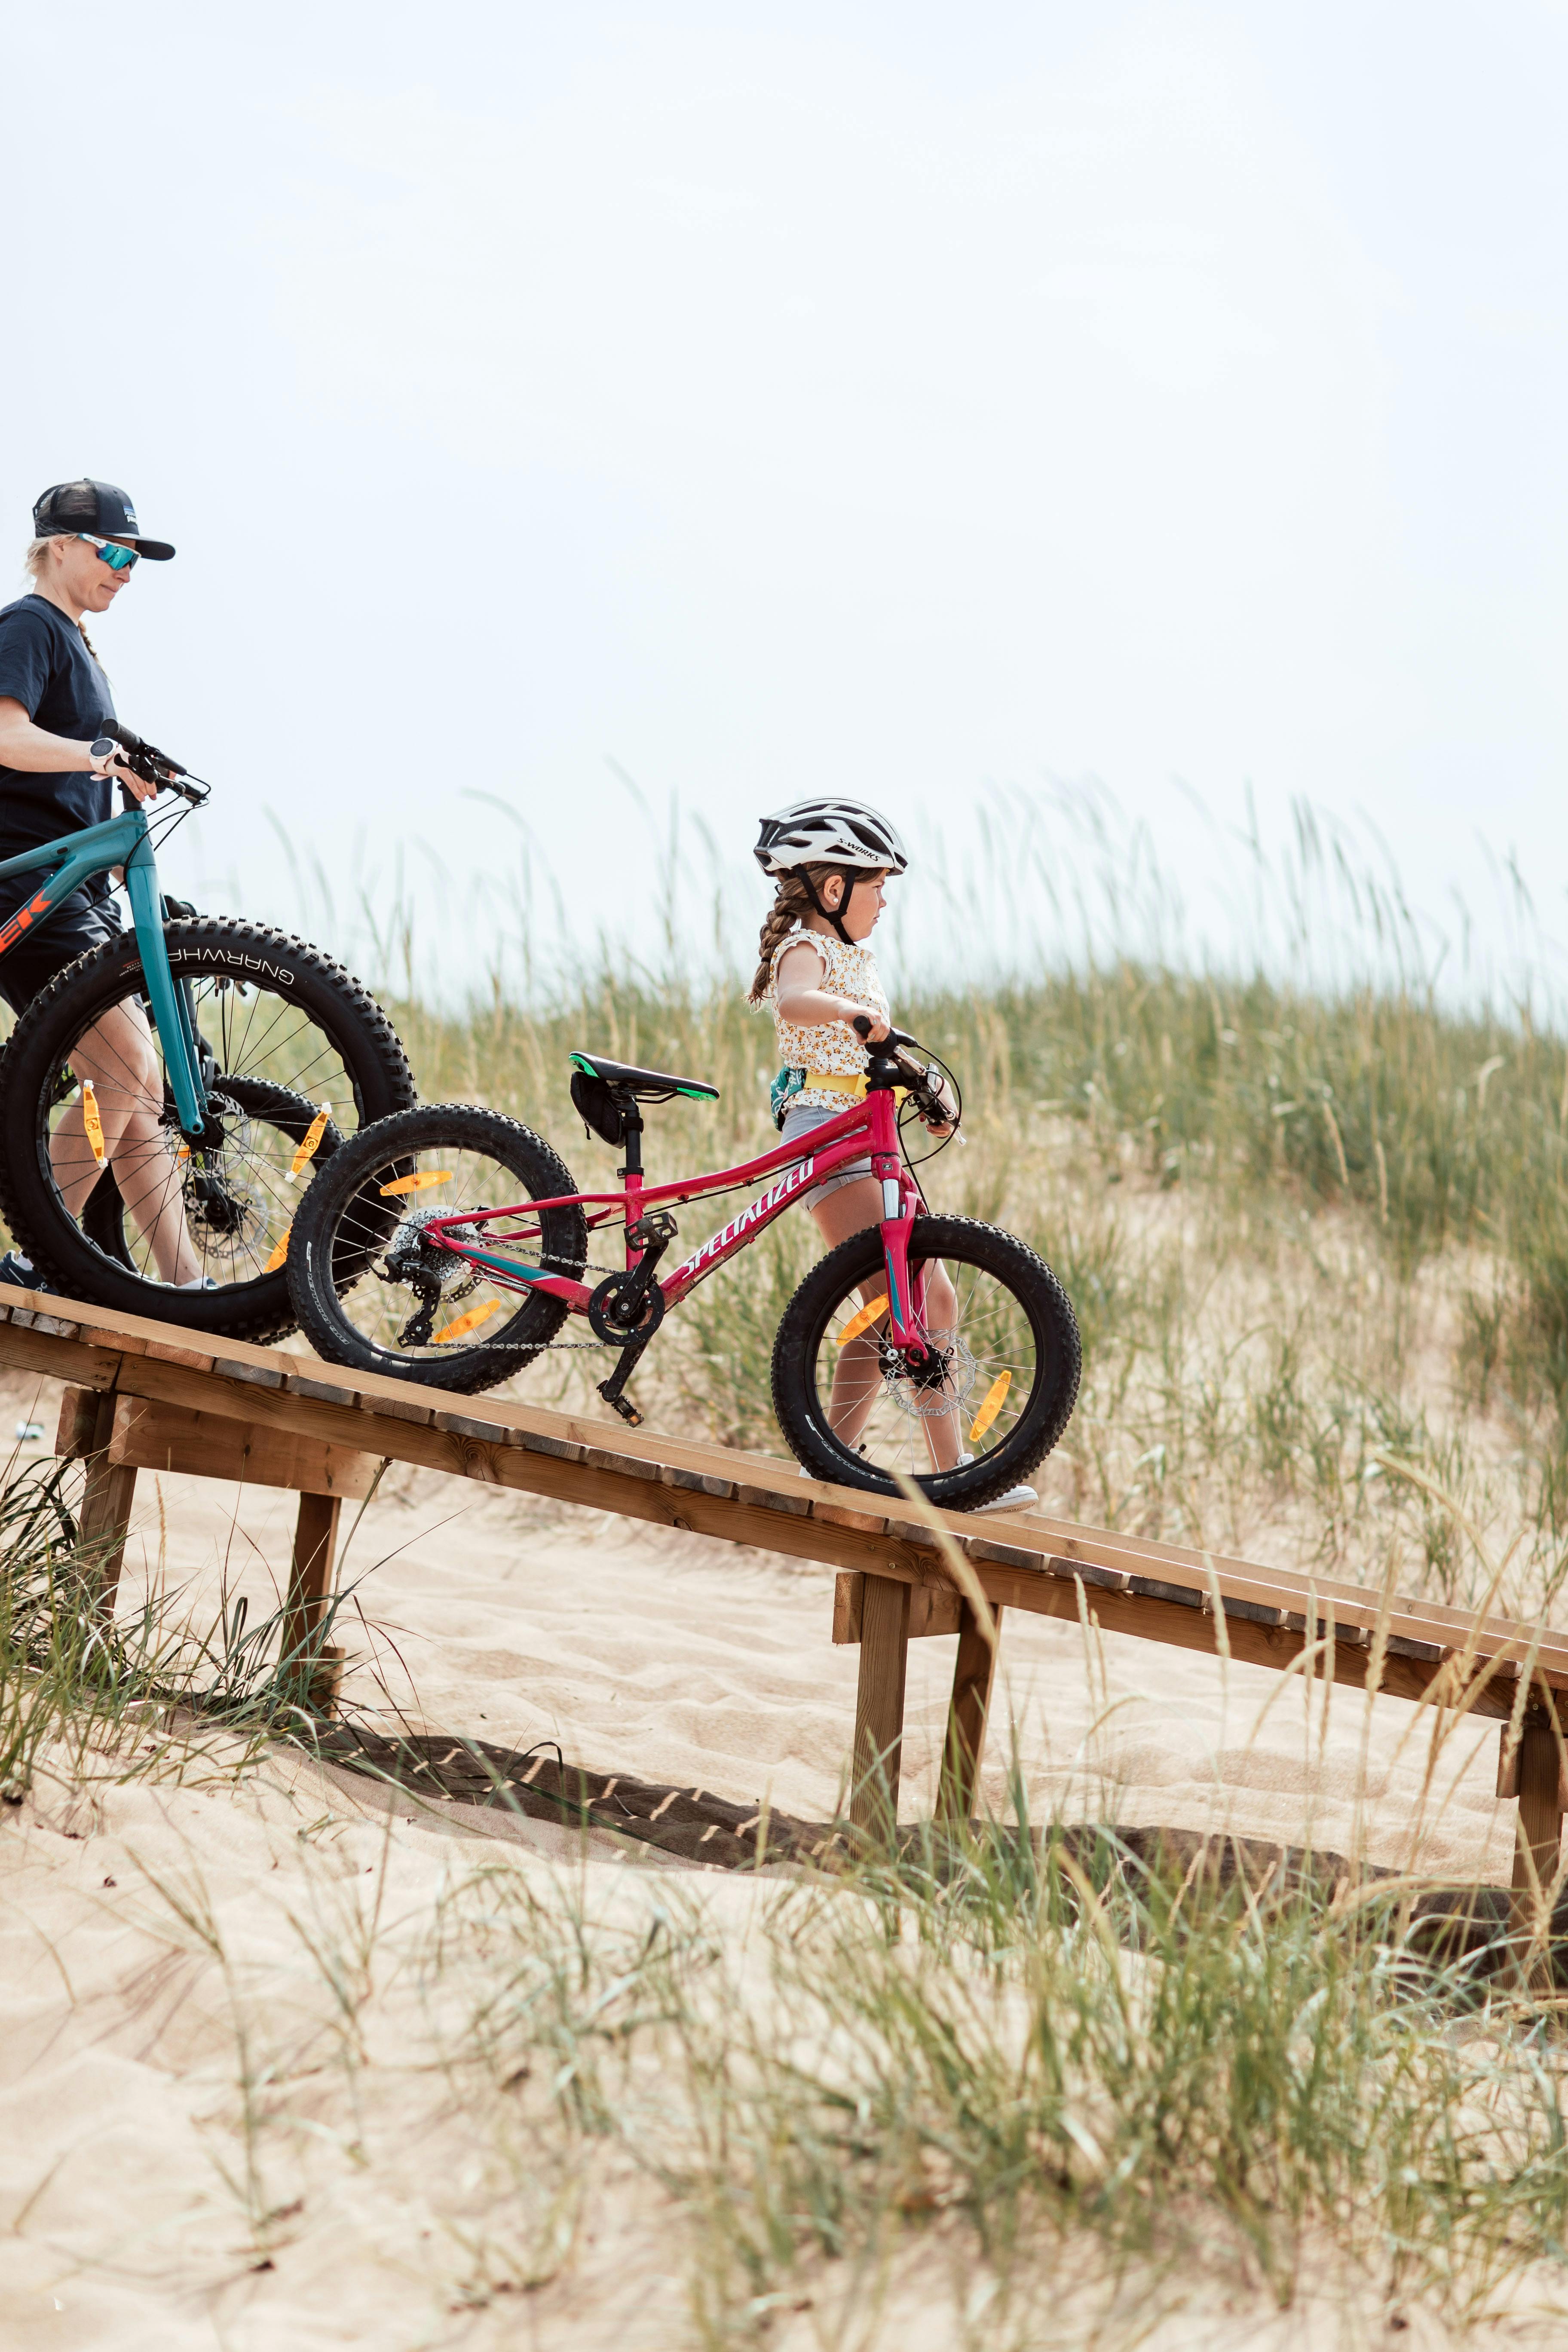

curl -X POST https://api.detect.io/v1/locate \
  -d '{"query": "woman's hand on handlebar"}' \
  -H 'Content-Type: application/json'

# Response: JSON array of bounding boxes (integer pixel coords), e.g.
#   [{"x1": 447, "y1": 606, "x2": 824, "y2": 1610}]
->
[
  {"x1": 850, "y1": 1010, "x2": 892, "y2": 1044},
  {"x1": 87, "y1": 742, "x2": 156, "y2": 803}
]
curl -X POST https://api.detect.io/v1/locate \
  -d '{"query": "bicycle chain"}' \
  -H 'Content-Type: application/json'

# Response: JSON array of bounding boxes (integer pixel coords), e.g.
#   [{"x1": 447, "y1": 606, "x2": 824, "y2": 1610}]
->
[{"x1": 407, "y1": 1241, "x2": 642, "y2": 1353}]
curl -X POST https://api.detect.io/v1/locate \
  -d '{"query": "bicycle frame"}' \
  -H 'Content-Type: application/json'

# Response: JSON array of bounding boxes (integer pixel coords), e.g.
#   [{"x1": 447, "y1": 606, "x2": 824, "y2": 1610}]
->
[
  {"x1": 417, "y1": 1084, "x2": 935, "y2": 1348},
  {"x1": 0, "y1": 804, "x2": 210, "y2": 1136}
]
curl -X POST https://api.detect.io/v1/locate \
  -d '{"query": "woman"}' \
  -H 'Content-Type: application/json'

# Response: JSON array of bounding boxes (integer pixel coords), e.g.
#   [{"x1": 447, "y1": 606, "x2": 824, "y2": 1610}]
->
[{"x1": 0, "y1": 479, "x2": 203, "y2": 1289}]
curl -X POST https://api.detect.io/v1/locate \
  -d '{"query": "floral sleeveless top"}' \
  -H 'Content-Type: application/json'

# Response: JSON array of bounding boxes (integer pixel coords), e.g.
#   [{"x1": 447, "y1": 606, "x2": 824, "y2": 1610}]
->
[{"x1": 766, "y1": 923, "x2": 891, "y2": 1111}]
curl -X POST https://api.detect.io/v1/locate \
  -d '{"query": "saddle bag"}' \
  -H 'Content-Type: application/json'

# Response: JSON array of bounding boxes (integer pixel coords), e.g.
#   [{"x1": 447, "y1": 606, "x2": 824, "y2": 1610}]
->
[{"x1": 570, "y1": 1068, "x2": 628, "y2": 1148}]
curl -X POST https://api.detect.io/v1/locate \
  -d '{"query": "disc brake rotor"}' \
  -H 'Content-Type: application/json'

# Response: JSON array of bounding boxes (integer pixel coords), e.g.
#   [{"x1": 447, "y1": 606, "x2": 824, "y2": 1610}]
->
[{"x1": 878, "y1": 1332, "x2": 979, "y2": 1421}]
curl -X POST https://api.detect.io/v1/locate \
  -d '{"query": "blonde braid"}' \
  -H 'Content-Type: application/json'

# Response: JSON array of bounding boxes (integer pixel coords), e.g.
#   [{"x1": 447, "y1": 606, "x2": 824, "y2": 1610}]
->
[
  {"x1": 22, "y1": 537, "x2": 106, "y2": 673},
  {"x1": 748, "y1": 866, "x2": 842, "y2": 1005}
]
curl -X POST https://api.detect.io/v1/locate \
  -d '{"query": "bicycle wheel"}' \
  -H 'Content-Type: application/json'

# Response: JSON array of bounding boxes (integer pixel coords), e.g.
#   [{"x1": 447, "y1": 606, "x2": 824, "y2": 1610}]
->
[
  {"x1": 287, "y1": 1102, "x2": 588, "y2": 1391},
  {"x1": 78, "y1": 1079, "x2": 343, "y2": 1277},
  {"x1": 0, "y1": 919, "x2": 415, "y2": 1341},
  {"x1": 770, "y1": 1214, "x2": 1081, "y2": 1508}
]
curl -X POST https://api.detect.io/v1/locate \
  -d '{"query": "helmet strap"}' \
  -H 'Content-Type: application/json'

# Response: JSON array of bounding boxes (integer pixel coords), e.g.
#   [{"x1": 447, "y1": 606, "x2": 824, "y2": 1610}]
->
[{"x1": 795, "y1": 866, "x2": 855, "y2": 947}]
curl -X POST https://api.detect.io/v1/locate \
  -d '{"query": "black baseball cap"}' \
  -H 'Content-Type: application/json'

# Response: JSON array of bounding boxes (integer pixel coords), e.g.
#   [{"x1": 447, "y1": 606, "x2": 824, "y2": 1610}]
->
[{"x1": 32, "y1": 479, "x2": 175, "y2": 561}]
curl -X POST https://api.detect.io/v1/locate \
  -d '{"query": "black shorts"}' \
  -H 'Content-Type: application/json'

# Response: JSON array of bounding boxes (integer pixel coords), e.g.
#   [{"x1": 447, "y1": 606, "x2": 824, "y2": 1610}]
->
[{"x1": 0, "y1": 887, "x2": 123, "y2": 1018}]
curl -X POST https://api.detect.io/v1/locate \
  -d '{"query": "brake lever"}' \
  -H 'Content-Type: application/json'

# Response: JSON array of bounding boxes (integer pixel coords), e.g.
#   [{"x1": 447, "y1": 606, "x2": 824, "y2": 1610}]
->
[{"x1": 101, "y1": 721, "x2": 210, "y2": 805}]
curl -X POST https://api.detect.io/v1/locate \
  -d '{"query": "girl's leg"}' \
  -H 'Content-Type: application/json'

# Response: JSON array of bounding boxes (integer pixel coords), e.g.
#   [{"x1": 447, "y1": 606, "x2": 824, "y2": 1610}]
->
[
  {"x1": 810, "y1": 1182, "x2": 963, "y2": 1470},
  {"x1": 48, "y1": 1000, "x2": 203, "y2": 1285}
]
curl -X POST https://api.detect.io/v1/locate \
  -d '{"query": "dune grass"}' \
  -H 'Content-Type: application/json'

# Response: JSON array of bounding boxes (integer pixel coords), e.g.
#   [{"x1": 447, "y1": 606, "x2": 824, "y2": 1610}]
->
[
  {"x1": 380, "y1": 901, "x2": 1568, "y2": 1620},
  {"x1": 12, "y1": 810, "x2": 1568, "y2": 2337}
]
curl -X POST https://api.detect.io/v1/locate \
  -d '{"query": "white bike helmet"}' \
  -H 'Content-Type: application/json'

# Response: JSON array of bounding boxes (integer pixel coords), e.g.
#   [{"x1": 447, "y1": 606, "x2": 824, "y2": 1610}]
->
[{"x1": 753, "y1": 798, "x2": 910, "y2": 879}]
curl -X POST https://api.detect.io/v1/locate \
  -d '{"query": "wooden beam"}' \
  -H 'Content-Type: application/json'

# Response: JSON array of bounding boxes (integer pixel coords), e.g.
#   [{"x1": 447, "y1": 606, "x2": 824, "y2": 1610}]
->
[
  {"x1": 56, "y1": 1389, "x2": 378, "y2": 1500},
  {"x1": 1509, "y1": 1720, "x2": 1566, "y2": 1986},
  {"x1": 74, "y1": 1389, "x2": 137, "y2": 1616},
  {"x1": 935, "y1": 1601, "x2": 1002, "y2": 1831},
  {"x1": 282, "y1": 1491, "x2": 344, "y2": 1712},
  {"x1": 851, "y1": 1574, "x2": 910, "y2": 1849},
  {"x1": 833, "y1": 1570, "x2": 964, "y2": 1643}
]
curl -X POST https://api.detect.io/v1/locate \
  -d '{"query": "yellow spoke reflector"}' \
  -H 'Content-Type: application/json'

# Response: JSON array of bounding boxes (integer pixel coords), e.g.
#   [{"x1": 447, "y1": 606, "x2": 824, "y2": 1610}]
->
[
  {"x1": 81, "y1": 1080, "x2": 106, "y2": 1168},
  {"x1": 435, "y1": 1297, "x2": 504, "y2": 1345},
  {"x1": 968, "y1": 1370, "x2": 1013, "y2": 1445},
  {"x1": 263, "y1": 1222, "x2": 293, "y2": 1274},
  {"x1": 379, "y1": 1170, "x2": 453, "y2": 1197},
  {"x1": 287, "y1": 1105, "x2": 331, "y2": 1180},
  {"x1": 176, "y1": 1144, "x2": 191, "y2": 1164},
  {"x1": 836, "y1": 1293, "x2": 888, "y2": 1347}
]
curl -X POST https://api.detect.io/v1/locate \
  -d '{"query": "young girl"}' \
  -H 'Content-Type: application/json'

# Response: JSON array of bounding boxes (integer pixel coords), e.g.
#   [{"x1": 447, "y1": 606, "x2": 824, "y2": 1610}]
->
[{"x1": 750, "y1": 798, "x2": 1037, "y2": 1512}]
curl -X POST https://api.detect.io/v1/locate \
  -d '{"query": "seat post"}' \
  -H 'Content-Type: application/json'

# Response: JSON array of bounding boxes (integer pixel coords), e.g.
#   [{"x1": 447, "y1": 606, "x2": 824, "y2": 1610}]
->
[{"x1": 618, "y1": 1104, "x2": 645, "y2": 1184}]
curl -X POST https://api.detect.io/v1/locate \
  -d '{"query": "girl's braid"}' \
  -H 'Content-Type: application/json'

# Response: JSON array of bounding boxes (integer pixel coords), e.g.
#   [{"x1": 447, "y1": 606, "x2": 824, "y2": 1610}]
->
[{"x1": 748, "y1": 864, "x2": 839, "y2": 1004}]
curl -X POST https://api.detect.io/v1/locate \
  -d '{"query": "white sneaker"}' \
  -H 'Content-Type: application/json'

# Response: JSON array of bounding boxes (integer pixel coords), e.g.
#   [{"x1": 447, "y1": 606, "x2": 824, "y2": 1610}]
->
[{"x1": 960, "y1": 1451, "x2": 1037, "y2": 1515}]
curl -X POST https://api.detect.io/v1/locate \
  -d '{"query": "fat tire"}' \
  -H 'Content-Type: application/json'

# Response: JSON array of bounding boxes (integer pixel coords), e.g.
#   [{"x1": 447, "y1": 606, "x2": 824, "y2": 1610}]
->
[
  {"x1": 286, "y1": 1102, "x2": 588, "y2": 1392},
  {"x1": 770, "y1": 1213, "x2": 1081, "y2": 1507},
  {"x1": 0, "y1": 919, "x2": 415, "y2": 1342}
]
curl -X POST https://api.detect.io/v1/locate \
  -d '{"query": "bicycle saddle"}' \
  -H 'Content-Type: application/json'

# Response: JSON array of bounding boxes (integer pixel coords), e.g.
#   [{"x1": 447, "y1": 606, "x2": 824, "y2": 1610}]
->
[{"x1": 569, "y1": 1052, "x2": 719, "y2": 1104}]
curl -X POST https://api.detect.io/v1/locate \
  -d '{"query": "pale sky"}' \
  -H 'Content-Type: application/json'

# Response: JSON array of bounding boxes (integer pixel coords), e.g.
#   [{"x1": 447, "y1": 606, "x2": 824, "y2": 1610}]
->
[{"x1": 4, "y1": 2, "x2": 1566, "y2": 998}]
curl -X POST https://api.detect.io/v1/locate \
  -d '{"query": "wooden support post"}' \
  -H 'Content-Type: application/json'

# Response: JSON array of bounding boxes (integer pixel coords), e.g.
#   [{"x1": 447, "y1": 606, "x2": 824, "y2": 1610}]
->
[
  {"x1": 75, "y1": 1390, "x2": 137, "y2": 1617},
  {"x1": 282, "y1": 1492, "x2": 344, "y2": 1712},
  {"x1": 851, "y1": 1572, "x2": 910, "y2": 1849},
  {"x1": 1507, "y1": 1718, "x2": 1566, "y2": 1986},
  {"x1": 935, "y1": 1602, "x2": 1002, "y2": 1832}
]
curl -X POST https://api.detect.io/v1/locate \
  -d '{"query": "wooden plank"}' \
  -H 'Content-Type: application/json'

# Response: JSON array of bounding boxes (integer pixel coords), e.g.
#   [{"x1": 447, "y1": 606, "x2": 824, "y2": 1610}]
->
[
  {"x1": 936, "y1": 1601, "x2": 1002, "y2": 1830},
  {"x1": 58, "y1": 1392, "x2": 379, "y2": 1501},
  {"x1": 9, "y1": 1291, "x2": 1568, "y2": 1722},
  {"x1": 851, "y1": 1573, "x2": 910, "y2": 1847}
]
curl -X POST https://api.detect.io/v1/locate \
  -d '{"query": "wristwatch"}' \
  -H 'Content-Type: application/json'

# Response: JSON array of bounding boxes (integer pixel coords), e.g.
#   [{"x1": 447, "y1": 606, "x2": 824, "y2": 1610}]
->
[{"x1": 89, "y1": 736, "x2": 118, "y2": 761}]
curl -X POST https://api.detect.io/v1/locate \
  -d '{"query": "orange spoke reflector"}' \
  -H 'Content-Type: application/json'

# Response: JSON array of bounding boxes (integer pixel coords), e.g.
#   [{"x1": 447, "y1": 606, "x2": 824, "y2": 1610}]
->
[
  {"x1": 379, "y1": 1170, "x2": 453, "y2": 1197},
  {"x1": 287, "y1": 1105, "x2": 331, "y2": 1180},
  {"x1": 968, "y1": 1370, "x2": 1013, "y2": 1445},
  {"x1": 176, "y1": 1144, "x2": 191, "y2": 1163},
  {"x1": 836, "y1": 1293, "x2": 888, "y2": 1347},
  {"x1": 435, "y1": 1297, "x2": 503, "y2": 1345},
  {"x1": 81, "y1": 1080, "x2": 106, "y2": 1168},
  {"x1": 263, "y1": 1222, "x2": 293, "y2": 1274}
]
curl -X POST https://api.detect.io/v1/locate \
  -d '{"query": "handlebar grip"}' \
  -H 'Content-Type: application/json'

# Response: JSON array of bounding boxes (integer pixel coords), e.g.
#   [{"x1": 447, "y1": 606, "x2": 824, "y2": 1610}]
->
[
  {"x1": 852, "y1": 1014, "x2": 917, "y2": 1050},
  {"x1": 102, "y1": 719, "x2": 187, "y2": 778}
]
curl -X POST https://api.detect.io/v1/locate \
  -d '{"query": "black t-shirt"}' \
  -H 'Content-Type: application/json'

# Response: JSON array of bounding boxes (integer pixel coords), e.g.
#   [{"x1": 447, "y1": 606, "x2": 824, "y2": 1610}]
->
[{"x1": 0, "y1": 594, "x2": 116, "y2": 868}]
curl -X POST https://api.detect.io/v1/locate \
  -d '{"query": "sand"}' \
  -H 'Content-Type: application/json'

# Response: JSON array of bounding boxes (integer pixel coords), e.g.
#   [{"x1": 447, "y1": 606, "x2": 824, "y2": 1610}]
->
[{"x1": 0, "y1": 1367, "x2": 1554, "y2": 2349}]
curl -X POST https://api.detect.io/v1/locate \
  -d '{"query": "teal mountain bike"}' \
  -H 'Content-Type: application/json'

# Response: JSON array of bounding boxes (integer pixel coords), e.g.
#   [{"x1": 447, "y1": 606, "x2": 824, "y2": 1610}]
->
[{"x1": 0, "y1": 723, "x2": 414, "y2": 1341}]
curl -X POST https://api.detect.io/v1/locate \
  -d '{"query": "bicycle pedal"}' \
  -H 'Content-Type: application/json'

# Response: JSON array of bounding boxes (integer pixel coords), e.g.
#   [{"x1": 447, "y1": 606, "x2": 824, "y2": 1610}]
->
[{"x1": 599, "y1": 1384, "x2": 643, "y2": 1428}]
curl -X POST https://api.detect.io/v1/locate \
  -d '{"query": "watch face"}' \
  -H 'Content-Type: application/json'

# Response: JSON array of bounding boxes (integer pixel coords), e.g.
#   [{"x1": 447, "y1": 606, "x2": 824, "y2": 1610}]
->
[{"x1": 90, "y1": 737, "x2": 115, "y2": 757}]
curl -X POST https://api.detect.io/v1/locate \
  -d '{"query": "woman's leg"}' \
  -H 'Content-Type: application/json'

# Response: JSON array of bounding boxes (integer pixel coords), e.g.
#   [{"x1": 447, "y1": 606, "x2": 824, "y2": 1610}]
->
[
  {"x1": 809, "y1": 1181, "x2": 962, "y2": 1471},
  {"x1": 48, "y1": 999, "x2": 203, "y2": 1285}
]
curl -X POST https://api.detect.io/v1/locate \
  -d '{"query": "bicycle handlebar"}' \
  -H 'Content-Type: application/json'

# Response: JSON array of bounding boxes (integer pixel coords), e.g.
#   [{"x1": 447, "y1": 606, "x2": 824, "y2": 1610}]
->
[
  {"x1": 102, "y1": 721, "x2": 211, "y2": 807},
  {"x1": 851, "y1": 1014, "x2": 916, "y2": 1049}
]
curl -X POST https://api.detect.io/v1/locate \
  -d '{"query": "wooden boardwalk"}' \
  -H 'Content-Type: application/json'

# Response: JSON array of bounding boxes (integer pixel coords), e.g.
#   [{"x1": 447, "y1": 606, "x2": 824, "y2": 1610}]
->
[{"x1": 2, "y1": 1288, "x2": 1565, "y2": 1954}]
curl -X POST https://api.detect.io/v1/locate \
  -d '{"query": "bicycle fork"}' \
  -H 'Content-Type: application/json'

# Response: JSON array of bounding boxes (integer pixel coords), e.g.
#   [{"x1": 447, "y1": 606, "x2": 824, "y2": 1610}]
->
[{"x1": 123, "y1": 830, "x2": 209, "y2": 1139}]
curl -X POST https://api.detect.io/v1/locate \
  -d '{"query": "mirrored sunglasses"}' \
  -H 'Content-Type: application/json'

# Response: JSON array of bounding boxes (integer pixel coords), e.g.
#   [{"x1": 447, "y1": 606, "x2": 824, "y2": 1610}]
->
[{"x1": 77, "y1": 533, "x2": 139, "y2": 572}]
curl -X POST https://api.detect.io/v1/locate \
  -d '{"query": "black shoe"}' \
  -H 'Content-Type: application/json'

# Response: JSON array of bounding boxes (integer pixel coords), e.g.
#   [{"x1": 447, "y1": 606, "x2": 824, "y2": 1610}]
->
[{"x1": 0, "y1": 1252, "x2": 57, "y2": 1294}]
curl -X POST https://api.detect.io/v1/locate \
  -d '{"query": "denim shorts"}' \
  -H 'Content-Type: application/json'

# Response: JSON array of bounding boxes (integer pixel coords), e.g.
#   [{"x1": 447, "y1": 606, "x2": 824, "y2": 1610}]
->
[{"x1": 780, "y1": 1099, "x2": 874, "y2": 1212}]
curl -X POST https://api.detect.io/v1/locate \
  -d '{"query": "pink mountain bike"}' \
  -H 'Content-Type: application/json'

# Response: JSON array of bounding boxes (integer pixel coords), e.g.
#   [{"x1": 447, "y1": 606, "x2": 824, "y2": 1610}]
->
[{"x1": 285, "y1": 1022, "x2": 1081, "y2": 1510}]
